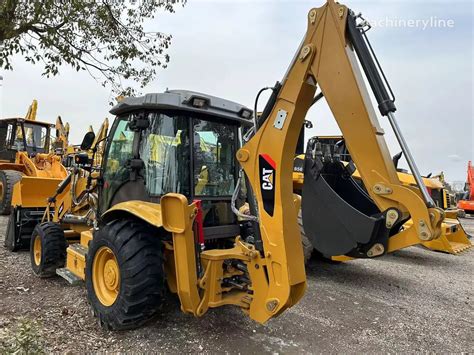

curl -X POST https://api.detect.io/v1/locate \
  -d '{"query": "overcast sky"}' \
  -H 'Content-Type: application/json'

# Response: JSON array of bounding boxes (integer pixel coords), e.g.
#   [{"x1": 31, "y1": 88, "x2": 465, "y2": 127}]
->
[{"x1": 0, "y1": 0, "x2": 472, "y2": 183}]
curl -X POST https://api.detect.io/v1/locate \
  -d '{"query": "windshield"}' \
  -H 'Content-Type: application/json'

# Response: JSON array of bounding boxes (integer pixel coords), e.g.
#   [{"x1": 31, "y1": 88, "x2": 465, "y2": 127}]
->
[
  {"x1": 14, "y1": 123, "x2": 48, "y2": 151},
  {"x1": 139, "y1": 112, "x2": 237, "y2": 197},
  {"x1": 140, "y1": 112, "x2": 191, "y2": 196}
]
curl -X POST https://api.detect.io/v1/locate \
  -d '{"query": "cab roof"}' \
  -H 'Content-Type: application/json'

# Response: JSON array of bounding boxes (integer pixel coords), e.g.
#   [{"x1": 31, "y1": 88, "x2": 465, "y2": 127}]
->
[
  {"x1": 109, "y1": 90, "x2": 253, "y2": 126},
  {"x1": 0, "y1": 117, "x2": 54, "y2": 128}
]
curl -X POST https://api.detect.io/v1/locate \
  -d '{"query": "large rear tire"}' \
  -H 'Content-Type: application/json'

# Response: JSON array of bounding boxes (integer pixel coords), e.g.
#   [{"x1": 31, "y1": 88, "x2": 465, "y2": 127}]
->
[
  {"x1": 298, "y1": 209, "x2": 313, "y2": 264},
  {"x1": 85, "y1": 219, "x2": 165, "y2": 330},
  {"x1": 0, "y1": 171, "x2": 22, "y2": 215},
  {"x1": 4, "y1": 211, "x2": 18, "y2": 251},
  {"x1": 30, "y1": 222, "x2": 67, "y2": 277}
]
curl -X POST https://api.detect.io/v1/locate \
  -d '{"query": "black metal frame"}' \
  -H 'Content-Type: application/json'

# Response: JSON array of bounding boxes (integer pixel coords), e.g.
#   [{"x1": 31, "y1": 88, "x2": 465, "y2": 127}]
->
[
  {"x1": 0, "y1": 119, "x2": 19, "y2": 162},
  {"x1": 0, "y1": 118, "x2": 52, "y2": 161}
]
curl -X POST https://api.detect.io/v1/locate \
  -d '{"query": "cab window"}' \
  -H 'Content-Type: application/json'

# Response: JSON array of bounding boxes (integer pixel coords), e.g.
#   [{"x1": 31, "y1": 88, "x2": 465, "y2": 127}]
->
[
  {"x1": 23, "y1": 123, "x2": 47, "y2": 150},
  {"x1": 139, "y1": 112, "x2": 190, "y2": 196},
  {"x1": 101, "y1": 118, "x2": 135, "y2": 207},
  {"x1": 193, "y1": 119, "x2": 236, "y2": 196}
]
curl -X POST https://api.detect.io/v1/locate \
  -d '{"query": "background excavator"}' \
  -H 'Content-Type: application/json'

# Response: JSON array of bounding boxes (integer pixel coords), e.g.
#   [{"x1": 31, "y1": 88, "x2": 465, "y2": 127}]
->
[
  {"x1": 54, "y1": 116, "x2": 72, "y2": 155},
  {"x1": 25, "y1": 0, "x2": 464, "y2": 330},
  {"x1": 457, "y1": 161, "x2": 474, "y2": 215},
  {"x1": 2, "y1": 100, "x2": 69, "y2": 251}
]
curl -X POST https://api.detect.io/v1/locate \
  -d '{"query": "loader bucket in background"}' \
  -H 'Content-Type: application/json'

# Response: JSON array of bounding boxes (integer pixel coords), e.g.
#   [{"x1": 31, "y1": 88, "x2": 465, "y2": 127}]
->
[
  {"x1": 420, "y1": 218, "x2": 472, "y2": 254},
  {"x1": 12, "y1": 176, "x2": 64, "y2": 208},
  {"x1": 6, "y1": 176, "x2": 64, "y2": 251},
  {"x1": 301, "y1": 153, "x2": 391, "y2": 258}
]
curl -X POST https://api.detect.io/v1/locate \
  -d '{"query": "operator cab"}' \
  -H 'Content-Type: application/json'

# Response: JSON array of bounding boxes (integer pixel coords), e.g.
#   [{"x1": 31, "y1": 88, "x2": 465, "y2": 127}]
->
[
  {"x1": 101, "y1": 90, "x2": 253, "y2": 240},
  {"x1": 0, "y1": 118, "x2": 52, "y2": 161}
]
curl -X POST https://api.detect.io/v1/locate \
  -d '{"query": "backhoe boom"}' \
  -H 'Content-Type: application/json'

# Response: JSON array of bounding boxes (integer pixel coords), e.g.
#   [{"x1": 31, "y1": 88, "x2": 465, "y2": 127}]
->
[{"x1": 239, "y1": 0, "x2": 445, "y2": 312}]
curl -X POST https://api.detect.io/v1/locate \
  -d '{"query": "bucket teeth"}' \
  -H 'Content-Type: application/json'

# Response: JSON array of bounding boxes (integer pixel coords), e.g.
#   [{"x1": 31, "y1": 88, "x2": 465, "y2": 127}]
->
[
  {"x1": 421, "y1": 238, "x2": 472, "y2": 255},
  {"x1": 421, "y1": 220, "x2": 472, "y2": 255},
  {"x1": 448, "y1": 242, "x2": 472, "y2": 254}
]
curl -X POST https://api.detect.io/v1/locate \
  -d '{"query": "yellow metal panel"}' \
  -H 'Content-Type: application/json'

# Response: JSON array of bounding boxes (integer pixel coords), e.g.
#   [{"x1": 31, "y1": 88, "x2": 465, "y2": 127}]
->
[
  {"x1": 66, "y1": 247, "x2": 86, "y2": 280},
  {"x1": 161, "y1": 194, "x2": 193, "y2": 233},
  {"x1": 161, "y1": 194, "x2": 201, "y2": 315},
  {"x1": 11, "y1": 176, "x2": 63, "y2": 208},
  {"x1": 103, "y1": 201, "x2": 163, "y2": 228},
  {"x1": 421, "y1": 219, "x2": 472, "y2": 254},
  {"x1": 80, "y1": 230, "x2": 93, "y2": 247},
  {"x1": 396, "y1": 171, "x2": 443, "y2": 189}
]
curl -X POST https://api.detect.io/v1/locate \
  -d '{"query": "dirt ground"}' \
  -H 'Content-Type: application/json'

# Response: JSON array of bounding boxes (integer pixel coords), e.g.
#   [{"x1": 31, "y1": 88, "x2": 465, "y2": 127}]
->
[{"x1": 0, "y1": 216, "x2": 473, "y2": 353}]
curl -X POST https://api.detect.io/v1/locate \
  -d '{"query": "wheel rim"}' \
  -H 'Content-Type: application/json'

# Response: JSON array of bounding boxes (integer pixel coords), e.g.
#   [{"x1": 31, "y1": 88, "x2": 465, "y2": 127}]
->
[
  {"x1": 0, "y1": 181, "x2": 4, "y2": 201},
  {"x1": 33, "y1": 235, "x2": 42, "y2": 266},
  {"x1": 92, "y1": 246, "x2": 120, "y2": 306}
]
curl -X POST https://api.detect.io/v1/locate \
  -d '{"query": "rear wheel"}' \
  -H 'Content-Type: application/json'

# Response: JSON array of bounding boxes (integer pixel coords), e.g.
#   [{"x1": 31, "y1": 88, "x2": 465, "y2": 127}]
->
[
  {"x1": 298, "y1": 209, "x2": 313, "y2": 265},
  {"x1": 30, "y1": 222, "x2": 67, "y2": 277},
  {"x1": 0, "y1": 171, "x2": 22, "y2": 215},
  {"x1": 4, "y1": 211, "x2": 17, "y2": 251},
  {"x1": 85, "y1": 219, "x2": 165, "y2": 330}
]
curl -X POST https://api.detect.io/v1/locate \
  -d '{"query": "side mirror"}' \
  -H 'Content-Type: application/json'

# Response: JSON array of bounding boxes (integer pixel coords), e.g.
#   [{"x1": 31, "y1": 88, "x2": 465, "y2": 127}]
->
[{"x1": 80, "y1": 131, "x2": 95, "y2": 150}]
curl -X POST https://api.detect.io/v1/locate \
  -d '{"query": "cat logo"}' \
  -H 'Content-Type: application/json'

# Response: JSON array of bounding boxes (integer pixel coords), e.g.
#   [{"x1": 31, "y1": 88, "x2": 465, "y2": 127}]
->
[
  {"x1": 262, "y1": 168, "x2": 274, "y2": 190},
  {"x1": 259, "y1": 154, "x2": 276, "y2": 216}
]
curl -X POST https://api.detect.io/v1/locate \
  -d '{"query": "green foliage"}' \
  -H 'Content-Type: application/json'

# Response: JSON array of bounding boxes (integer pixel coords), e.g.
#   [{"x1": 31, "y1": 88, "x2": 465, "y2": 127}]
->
[
  {"x1": 0, "y1": 0, "x2": 186, "y2": 96},
  {"x1": 1, "y1": 319, "x2": 45, "y2": 354}
]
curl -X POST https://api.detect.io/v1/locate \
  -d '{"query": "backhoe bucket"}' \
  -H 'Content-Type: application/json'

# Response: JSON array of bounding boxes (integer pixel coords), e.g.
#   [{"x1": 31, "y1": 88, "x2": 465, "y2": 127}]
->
[
  {"x1": 420, "y1": 218, "x2": 472, "y2": 254},
  {"x1": 301, "y1": 152, "x2": 391, "y2": 258}
]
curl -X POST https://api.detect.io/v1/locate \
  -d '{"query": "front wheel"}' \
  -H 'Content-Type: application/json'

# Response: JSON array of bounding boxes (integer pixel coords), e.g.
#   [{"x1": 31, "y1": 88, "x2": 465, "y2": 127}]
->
[
  {"x1": 85, "y1": 219, "x2": 165, "y2": 330},
  {"x1": 30, "y1": 222, "x2": 67, "y2": 277}
]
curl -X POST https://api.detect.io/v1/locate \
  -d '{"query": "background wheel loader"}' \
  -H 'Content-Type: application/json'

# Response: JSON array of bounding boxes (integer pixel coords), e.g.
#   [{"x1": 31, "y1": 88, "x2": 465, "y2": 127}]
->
[
  {"x1": 2, "y1": 100, "x2": 69, "y2": 251},
  {"x1": 293, "y1": 136, "x2": 472, "y2": 257},
  {"x1": 25, "y1": 0, "x2": 462, "y2": 331}
]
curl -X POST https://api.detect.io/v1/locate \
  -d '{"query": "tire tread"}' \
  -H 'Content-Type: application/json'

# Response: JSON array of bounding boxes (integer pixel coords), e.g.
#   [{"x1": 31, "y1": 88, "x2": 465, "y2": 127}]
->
[{"x1": 86, "y1": 218, "x2": 165, "y2": 330}]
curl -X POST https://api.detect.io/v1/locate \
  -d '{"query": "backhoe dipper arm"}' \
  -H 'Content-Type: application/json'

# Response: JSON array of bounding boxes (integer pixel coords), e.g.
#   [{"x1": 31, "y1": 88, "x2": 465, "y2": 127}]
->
[
  {"x1": 55, "y1": 116, "x2": 70, "y2": 150},
  {"x1": 238, "y1": 0, "x2": 443, "y2": 317}
]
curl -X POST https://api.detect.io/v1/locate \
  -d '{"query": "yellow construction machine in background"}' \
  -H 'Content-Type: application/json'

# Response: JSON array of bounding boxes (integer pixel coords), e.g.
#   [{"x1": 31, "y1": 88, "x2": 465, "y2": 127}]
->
[
  {"x1": 2, "y1": 100, "x2": 69, "y2": 251},
  {"x1": 31, "y1": 120, "x2": 108, "y2": 278},
  {"x1": 54, "y1": 115, "x2": 76, "y2": 156}
]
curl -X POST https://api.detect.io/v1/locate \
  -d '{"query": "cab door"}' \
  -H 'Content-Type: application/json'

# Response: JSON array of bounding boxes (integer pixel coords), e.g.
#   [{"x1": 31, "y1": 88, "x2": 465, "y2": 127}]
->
[{"x1": 99, "y1": 116, "x2": 140, "y2": 213}]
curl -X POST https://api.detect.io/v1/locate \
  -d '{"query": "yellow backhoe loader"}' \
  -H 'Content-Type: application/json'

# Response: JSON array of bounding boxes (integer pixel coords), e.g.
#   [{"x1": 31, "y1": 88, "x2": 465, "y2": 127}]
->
[
  {"x1": 2, "y1": 100, "x2": 69, "y2": 251},
  {"x1": 429, "y1": 172, "x2": 461, "y2": 219},
  {"x1": 28, "y1": 0, "x2": 459, "y2": 330},
  {"x1": 31, "y1": 119, "x2": 109, "y2": 278},
  {"x1": 293, "y1": 136, "x2": 471, "y2": 256}
]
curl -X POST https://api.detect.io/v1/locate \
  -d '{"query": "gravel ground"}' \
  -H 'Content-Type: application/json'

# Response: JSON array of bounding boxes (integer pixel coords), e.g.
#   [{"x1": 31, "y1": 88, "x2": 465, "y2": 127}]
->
[{"x1": 0, "y1": 216, "x2": 473, "y2": 353}]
